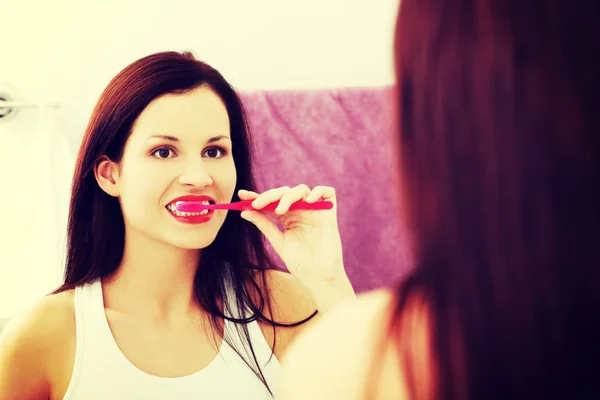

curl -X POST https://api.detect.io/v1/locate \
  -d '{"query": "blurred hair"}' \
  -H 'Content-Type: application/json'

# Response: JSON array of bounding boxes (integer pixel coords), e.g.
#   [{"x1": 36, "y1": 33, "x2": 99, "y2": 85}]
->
[{"x1": 387, "y1": 0, "x2": 600, "y2": 398}]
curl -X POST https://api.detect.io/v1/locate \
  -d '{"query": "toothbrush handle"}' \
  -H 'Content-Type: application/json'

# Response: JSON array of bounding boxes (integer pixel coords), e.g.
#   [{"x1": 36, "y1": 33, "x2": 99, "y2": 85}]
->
[{"x1": 242, "y1": 200, "x2": 333, "y2": 211}]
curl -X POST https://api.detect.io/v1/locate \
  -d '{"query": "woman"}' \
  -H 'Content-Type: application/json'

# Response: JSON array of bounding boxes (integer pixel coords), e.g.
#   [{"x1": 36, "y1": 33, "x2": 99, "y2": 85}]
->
[
  {"x1": 0, "y1": 51, "x2": 355, "y2": 399},
  {"x1": 279, "y1": 0, "x2": 600, "y2": 399}
]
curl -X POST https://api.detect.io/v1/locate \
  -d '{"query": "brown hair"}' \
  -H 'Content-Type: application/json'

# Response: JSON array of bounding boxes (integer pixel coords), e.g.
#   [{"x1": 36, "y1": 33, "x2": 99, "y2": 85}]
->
[{"x1": 389, "y1": 0, "x2": 600, "y2": 398}]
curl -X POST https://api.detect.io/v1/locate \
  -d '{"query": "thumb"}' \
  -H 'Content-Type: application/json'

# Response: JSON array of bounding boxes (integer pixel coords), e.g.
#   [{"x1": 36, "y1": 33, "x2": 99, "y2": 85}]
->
[{"x1": 240, "y1": 211, "x2": 284, "y2": 253}]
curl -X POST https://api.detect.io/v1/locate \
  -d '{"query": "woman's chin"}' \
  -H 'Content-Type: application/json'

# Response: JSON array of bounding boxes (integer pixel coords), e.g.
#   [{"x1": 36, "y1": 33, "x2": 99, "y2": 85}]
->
[{"x1": 164, "y1": 232, "x2": 219, "y2": 251}]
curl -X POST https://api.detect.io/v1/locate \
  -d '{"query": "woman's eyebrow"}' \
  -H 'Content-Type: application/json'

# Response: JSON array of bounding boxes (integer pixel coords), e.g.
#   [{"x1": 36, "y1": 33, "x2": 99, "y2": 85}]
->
[
  {"x1": 145, "y1": 134, "x2": 230, "y2": 143},
  {"x1": 146, "y1": 134, "x2": 179, "y2": 142}
]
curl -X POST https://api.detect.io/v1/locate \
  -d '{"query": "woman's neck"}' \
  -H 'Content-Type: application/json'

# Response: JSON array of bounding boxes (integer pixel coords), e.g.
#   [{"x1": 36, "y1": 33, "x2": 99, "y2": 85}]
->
[{"x1": 103, "y1": 230, "x2": 202, "y2": 324}]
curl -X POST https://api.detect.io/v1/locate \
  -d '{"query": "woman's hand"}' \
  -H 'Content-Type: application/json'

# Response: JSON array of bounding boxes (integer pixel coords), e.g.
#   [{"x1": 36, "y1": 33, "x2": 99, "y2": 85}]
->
[{"x1": 238, "y1": 185, "x2": 350, "y2": 297}]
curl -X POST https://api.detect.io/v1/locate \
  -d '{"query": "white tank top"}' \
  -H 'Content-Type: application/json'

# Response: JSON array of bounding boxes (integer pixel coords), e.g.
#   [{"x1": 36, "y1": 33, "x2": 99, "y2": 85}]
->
[{"x1": 62, "y1": 278, "x2": 281, "y2": 399}]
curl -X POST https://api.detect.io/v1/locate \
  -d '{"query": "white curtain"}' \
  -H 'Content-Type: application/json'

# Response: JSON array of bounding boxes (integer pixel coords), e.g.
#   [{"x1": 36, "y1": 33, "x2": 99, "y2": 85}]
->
[{"x1": 0, "y1": 104, "x2": 75, "y2": 318}]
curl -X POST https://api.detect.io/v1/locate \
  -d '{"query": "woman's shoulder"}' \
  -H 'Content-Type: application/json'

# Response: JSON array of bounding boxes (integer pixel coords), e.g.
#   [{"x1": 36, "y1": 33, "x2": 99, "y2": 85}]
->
[
  {"x1": 277, "y1": 288, "x2": 407, "y2": 400},
  {"x1": 1, "y1": 289, "x2": 75, "y2": 349},
  {"x1": 0, "y1": 290, "x2": 76, "y2": 397}
]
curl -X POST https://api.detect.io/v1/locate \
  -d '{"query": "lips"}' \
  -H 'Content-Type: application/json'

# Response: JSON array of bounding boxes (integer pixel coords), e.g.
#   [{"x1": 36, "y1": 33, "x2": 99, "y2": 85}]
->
[{"x1": 165, "y1": 195, "x2": 216, "y2": 224}]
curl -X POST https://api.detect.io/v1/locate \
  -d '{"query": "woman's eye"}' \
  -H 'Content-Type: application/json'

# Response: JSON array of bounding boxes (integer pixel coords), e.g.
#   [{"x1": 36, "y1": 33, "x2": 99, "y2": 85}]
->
[
  {"x1": 204, "y1": 147, "x2": 226, "y2": 158},
  {"x1": 152, "y1": 147, "x2": 175, "y2": 159}
]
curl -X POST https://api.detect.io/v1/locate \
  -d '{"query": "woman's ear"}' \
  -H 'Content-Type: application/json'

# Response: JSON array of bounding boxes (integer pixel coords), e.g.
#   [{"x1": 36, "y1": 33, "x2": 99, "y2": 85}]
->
[{"x1": 94, "y1": 155, "x2": 120, "y2": 197}]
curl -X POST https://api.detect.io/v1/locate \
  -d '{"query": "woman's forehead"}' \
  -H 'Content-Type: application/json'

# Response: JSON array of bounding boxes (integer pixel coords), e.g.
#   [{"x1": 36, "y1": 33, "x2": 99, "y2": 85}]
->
[{"x1": 129, "y1": 87, "x2": 231, "y2": 144}]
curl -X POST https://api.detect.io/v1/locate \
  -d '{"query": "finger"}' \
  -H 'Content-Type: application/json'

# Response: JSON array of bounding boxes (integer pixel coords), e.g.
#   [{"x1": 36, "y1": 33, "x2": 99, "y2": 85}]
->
[
  {"x1": 275, "y1": 184, "x2": 311, "y2": 215},
  {"x1": 251, "y1": 186, "x2": 291, "y2": 209},
  {"x1": 240, "y1": 210, "x2": 284, "y2": 253},
  {"x1": 306, "y1": 186, "x2": 336, "y2": 203},
  {"x1": 238, "y1": 189, "x2": 259, "y2": 201}
]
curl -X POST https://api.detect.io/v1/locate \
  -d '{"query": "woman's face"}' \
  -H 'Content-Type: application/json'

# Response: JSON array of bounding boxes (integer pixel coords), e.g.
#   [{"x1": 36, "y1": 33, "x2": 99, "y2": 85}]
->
[{"x1": 96, "y1": 85, "x2": 237, "y2": 249}]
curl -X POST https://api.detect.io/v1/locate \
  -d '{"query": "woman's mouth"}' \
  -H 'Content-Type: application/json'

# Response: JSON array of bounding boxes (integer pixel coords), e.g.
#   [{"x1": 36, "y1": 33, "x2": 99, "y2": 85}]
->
[{"x1": 166, "y1": 200, "x2": 214, "y2": 217}]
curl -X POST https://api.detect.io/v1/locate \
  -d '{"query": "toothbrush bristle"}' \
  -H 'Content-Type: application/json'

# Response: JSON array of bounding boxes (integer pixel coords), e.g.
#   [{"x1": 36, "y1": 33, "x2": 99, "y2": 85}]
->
[{"x1": 176, "y1": 202, "x2": 210, "y2": 212}]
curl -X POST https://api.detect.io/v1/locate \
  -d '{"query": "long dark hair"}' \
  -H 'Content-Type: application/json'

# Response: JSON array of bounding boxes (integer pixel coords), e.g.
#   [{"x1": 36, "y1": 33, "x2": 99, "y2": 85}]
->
[
  {"x1": 389, "y1": 0, "x2": 600, "y2": 398},
  {"x1": 54, "y1": 51, "x2": 315, "y2": 394}
]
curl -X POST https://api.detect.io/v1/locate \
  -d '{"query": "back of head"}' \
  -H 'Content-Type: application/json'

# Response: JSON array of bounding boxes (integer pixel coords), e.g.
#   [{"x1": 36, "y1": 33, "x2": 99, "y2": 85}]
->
[{"x1": 392, "y1": 0, "x2": 600, "y2": 398}]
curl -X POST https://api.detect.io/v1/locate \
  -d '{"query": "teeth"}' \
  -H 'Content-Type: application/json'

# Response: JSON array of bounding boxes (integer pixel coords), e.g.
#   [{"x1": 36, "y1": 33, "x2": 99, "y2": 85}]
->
[
  {"x1": 169, "y1": 200, "x2": 212, "y2": 208},
  {"x1": 166, "y1": 202, "x2": 211, "y2": 217},
  {"x1": 168, "y1": 209, "x2": 210, "y2": 217}
]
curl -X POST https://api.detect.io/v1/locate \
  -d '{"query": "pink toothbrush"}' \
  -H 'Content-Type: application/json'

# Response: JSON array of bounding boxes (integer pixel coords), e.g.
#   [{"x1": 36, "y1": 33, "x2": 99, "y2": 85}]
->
[{"x1": 176, "y1": 200, "x2": 333, "y2": 213}]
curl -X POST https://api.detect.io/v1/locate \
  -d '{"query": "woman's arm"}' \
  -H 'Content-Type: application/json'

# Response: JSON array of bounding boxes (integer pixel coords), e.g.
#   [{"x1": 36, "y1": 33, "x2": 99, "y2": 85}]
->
[
  {"x1": 300, "y1": 273, "x2": 356, "y2": 315},
  {"x1": 277, "y1": 289, "x2": 406, "y2": 400},
  {"x1": 255, "y1": 269, "x2": 353, "y2": 360}
]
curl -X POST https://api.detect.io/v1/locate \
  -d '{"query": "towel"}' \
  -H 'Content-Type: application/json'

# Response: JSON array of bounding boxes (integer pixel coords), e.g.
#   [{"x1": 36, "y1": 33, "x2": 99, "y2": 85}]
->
[{"x1": 240, "y1": 87, "x2": 412, "y2": 292}]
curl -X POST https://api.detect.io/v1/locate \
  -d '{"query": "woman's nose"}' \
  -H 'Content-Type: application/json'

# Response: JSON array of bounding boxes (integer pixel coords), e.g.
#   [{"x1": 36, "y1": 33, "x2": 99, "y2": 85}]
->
[{"x1": 177, "y1": 159, "x2": 213, "y2": 188}]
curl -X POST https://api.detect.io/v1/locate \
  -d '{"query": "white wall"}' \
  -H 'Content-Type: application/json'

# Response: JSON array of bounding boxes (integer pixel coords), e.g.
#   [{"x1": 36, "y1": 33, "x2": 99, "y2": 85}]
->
[
  {"x1": 3, "y1": 0, "x2": 399, "y2": 144},
  {"x1": 0, "y1": 0, "x2": 399, "y2": 318}
]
